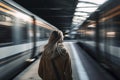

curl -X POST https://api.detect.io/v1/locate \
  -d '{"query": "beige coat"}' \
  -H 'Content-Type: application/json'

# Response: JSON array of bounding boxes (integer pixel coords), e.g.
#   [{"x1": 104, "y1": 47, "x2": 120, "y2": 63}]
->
[{"x1": 38, "y1": 47, "x2": 73, "y2": 80}]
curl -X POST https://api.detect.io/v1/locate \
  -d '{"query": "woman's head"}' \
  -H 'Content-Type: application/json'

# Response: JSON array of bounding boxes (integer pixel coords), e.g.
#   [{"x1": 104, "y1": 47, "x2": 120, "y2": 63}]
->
[
  {"x1": 44, "y1": 30, "x2": 64, "y2": 55},
  {"x1": 48, "y1": 30, "x2": 64, "y2": 44}
]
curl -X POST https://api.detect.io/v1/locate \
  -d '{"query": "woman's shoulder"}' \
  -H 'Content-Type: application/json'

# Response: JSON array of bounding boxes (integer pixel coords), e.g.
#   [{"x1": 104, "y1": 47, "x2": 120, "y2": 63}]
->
[{"x1": 58, "y1": 45, "x2": 68, "y2": 54}]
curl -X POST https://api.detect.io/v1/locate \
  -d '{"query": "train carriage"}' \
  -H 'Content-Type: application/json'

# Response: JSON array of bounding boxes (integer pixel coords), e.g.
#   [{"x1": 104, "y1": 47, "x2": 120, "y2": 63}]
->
[
  {"x1": 0, "y1": 0, "x2": 58, "y2": 80},
  {"x1": 78, "y1": 0, "x2": 120, "y2": 79}
]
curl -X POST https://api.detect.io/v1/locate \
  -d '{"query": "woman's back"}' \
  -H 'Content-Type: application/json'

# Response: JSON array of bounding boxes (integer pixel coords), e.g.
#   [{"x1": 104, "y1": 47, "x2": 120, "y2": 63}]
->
[
  {"x1": 38, "y1": 46, "x2": 72, "y2": 80},
  {"x1": 38, "y1": 30, "x2": 73, "y2": 80}
]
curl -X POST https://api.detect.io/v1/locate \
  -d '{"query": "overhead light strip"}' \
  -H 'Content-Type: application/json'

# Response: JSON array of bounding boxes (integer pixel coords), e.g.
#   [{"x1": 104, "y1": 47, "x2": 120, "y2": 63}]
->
[{"x1": 72, "y1": 0, "x2": 108, "y2": 26}]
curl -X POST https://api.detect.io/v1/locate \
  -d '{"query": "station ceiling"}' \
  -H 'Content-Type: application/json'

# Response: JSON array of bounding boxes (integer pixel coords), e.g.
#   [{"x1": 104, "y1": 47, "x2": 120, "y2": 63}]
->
[
  {"x1": 13, "y1": 0, "x2": 78, "y2": 33},
  {"x1": 13, "y1": 0, "x2": 108, "y2": 34}
]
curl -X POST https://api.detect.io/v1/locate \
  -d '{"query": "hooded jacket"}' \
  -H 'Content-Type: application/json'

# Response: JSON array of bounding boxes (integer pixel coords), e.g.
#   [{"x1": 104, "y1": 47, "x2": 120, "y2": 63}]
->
[{"x1": 38, "y1": 47, "x2": 72, "y2": 80}]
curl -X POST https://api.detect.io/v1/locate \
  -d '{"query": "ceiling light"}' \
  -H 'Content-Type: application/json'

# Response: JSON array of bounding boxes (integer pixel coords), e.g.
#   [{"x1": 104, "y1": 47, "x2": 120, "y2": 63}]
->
[
  {"x1": 88, "y1": 24, "x2": 96, "y2": 28},
  {"x1": 73, "y1": 17, "x2": 86, "y2": 21},
  {"x1": 74, "y1": 12, "x2": 88, "y2": 16},
  {"x1": 77, "y1": 3, "x2": 98, "y2": 7},
  {"x1": 78, "y1": 0, "x2": 108, "y2": 5},
  {"x1": 75, "y1": 7, "x2": 98, "y2": 12}
]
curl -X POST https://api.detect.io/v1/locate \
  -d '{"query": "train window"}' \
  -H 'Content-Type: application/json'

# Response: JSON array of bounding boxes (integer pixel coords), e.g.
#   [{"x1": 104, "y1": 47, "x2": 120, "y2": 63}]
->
[
  {"x1": 19, "y1": 19, "x2": 29, "y2": 43},
  {"x1": 43, "y1": 29, "x2": 48, "y2": 39},
  {"x1": 38, "y1": 27, "x2": 50, "y2": 40},
  {"x1": 43, "y1": 28, "x2": 51, "y2": 39},
  {"x1": 36, "y1": 26, "x2": 41, "y2": 41},
  {"x1": 35, "y1": 26, "x2": 41, "y2": 40},
  {"x1": 12, "y1": 18, "x2": 31, "y2": 44},
  {"x1": 45, "y1": 29, "x2": 51, "y2": 38},
  {"x1": 85, "y1": 26, "x2": 96, "y2": 47},
  {"x1": 39, "y1": 28, "x2": 45, "y2": 39},
  {"x1": 78, "y1": 28, "x2": 86, "y2": 41},
  {"x1": 0, "y1": 13, "x2": 14, "y2": 45},
  {"x1": 105, "y1": 17, "x2": 120, "y2": 47}
]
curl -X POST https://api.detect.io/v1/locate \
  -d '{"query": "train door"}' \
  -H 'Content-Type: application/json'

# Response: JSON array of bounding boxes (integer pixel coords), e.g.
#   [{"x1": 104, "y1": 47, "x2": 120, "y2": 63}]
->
[
  {"x1": 105, "y1": 16, "x2": 120, "y2": 68},
  {"x1": 98, "y1": 23, "x2": 103, "y2": 57},
  {"x1": 33, "y1": 23, "x2": 42, "y2": 57},
  {"x1": 30, "y1": 16, "x2": 37, "y2": 58},
  {"x1": 94, "y1": 9, "x2": 111, "y2": 65},
  {"x1": 98, "y1": 18, "x2": 114, "y2": 66},
  {"x1": 99, "y1": 17, "x2": 116, "y2": 66}
]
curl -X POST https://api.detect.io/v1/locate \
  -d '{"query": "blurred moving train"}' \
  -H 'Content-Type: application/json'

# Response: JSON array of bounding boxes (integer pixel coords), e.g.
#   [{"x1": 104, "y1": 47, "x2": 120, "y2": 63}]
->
[
  {"x1": 0, "y1": 0, "x2": 58, "y2": 80},
  {"x1": 77, "y1": 0, "x2": 120, "y2": 79}
]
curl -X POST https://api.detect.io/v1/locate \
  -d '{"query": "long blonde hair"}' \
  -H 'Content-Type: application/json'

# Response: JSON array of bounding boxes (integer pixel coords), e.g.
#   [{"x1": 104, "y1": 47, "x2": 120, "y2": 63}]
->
[{"x1": 43, "y1": 30, "x2": 64, "y2": 56}]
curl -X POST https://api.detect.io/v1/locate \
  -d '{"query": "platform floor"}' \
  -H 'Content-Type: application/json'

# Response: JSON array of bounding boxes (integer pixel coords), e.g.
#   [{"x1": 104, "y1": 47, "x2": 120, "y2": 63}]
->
[{"x1": 13, "y1": 42, "x2": 116, "y2": 80}]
